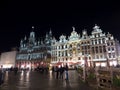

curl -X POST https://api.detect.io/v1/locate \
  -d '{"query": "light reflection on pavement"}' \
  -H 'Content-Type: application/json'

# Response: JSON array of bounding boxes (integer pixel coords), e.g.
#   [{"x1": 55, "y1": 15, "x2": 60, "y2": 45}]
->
[{"x1": 0, "y1": 70, "x2": 95, "y2": 90}]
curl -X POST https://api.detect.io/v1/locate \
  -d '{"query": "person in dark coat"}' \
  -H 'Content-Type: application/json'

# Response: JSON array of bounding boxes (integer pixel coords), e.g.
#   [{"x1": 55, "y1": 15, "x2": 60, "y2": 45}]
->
[
  {"x1": 59, "y1": 66, "x2": 64, "y2": 79},
  {"x1": 14, "y1": 67, "x2": 18, "y2": 75},
  {"x1": 0, "y1": 69, "x2": 4, "y2": 85},
  {"x1": 55, "y1": 66, "x2": 59, "y2": 79},
  {"x1": 0, "y1": 70, "x2": 2, "y2": 85},
  {"x1": 65, "y1": 64, "x2": 69, "y2": 80}
]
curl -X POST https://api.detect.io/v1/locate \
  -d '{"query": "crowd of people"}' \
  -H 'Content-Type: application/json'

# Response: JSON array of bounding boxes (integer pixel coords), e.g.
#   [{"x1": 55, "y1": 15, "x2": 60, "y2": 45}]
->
[
  {"x1": 0, "y1": 66, "x2": 19, "y2": 86},
  {"x1": 52, "y1": 64, "x2": 69, "y2": 80},
  {"x1": 35, "y1": 66, "x2": 49, "y2": 73}
]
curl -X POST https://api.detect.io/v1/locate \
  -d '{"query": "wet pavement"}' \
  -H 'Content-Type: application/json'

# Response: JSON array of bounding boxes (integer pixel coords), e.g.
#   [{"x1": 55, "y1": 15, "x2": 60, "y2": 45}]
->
[{"x1": 0, "y1": 70, "x2": 95, "y2": 90}]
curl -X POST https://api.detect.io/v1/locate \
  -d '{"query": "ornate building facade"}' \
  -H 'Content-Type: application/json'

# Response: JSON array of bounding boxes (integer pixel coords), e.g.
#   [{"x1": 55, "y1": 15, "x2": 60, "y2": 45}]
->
[
  {"x1": 51, "y1": 25, "x2": 120, "y2": 67},
  {"x1": 16, "y1": 25, "x2": 120, "y2": 69},
  {"x1": 16, "y1": 26, "x2": 52, "y2": 69}
]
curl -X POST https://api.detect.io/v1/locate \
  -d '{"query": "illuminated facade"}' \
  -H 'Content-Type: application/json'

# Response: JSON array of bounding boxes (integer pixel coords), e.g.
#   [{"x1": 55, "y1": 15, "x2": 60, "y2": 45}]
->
[
  {"x1": 51, "y1": 25, "x2": 120, "y2": 67},
  {"x1": 0, "y1": 51, "x2": 17, "y2": 68},
  {"x1": 16, "y1": 26, "x2": 52, "y2": 69},
  {"x1": 16, "y1": 25, "x2": 120, "y2": 69}
]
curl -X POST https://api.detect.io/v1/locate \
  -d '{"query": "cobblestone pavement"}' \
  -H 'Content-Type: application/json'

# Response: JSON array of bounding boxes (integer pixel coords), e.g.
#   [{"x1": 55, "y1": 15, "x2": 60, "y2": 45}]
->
[{"x1": 0, "y1": 70, "x2": 95, "y2": 90}]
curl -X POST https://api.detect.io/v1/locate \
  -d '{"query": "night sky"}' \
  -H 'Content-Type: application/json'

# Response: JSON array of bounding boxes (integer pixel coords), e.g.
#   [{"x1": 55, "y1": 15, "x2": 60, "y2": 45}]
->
[{"x1": 0, "y1": 0, "x2": 120, "y2": 52}]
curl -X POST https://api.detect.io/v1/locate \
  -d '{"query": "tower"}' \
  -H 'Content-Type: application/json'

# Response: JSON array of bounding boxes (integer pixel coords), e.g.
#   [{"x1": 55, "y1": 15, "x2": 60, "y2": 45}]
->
[{"x1": 29, "y1": 26, "x2": 36, "y2": 45}]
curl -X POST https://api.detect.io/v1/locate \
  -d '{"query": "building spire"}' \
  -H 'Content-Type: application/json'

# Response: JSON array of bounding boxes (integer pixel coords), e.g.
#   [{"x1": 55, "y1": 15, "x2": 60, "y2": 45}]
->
[
  {"x1": 72, "y1": 26, "x2": 75, "y2": 31},
  {"x1": 49, "y1": 28, "x2": 52, "y2": 34},
  {"x1": 93, "y1": 24, "x2": 100, "y2": 30}
]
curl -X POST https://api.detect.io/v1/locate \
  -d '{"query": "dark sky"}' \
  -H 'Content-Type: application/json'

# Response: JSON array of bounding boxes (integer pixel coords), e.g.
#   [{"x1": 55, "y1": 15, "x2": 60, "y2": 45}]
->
[{"x1": 0, "y1": 0, "x2": 120, "y2": 52}]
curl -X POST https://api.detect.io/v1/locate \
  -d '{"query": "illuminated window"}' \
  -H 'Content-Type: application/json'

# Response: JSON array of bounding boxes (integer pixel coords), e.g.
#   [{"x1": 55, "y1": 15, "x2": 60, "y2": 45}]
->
[
  {"x1": 92, "y1": 40, "x2": 94, "y2": 45},
  {"x1": 96, "y1": 47, "x2": 98, "y2": 53},
  {"x1": 82, "y1": 46, "x2": 84, "y2": 49},
  {"x1": 113, "y1": 53, "x2": 115, "y2": 58},
  {"x1": 70, "y1": 44, "x2": 72, "y2": 48},
  {"x1": 102, "y1": 38, "x2": 105, "y2": 44},
  {"x1": 88, "y1": 46, "x2": 90, "y2": 49},
  {"x1": 62, "y1": 52, "x2": 64, "y2": 56},
  {"x1": 59, "y1": 46, "x2": 60, "y2": 49},
  {"x1": 82, "y1": 51, "x2": 84, "y2": 55},
  {"x1": 96, "y1": 55, "x2": 99, "y2": 59},
  {"x1": 95, "y1": 40, "x2": 97, "y2": 44},
  {"x1": 66, "y1": 58, "x2": 67, "y2": 61},
  {"x1": 56, "y1": 51, "x2": 57, "y2": 55},
  {"x1": 65, "y1": 51, "x2": 67, "y2": 56},
  {"x1": 98, "y1": 34, "x2": 100, "y2": 37},
  {"x1": 88, "y1": 51, "x2": 90, "y2": 54},
  {"x1": 95, "y1": 34, "x2": 96, "y2": 38},
  {"x1": 103, "y1": 46, "x2": 106, "y2": 52},
  {"x1": 78, "y1": 49, "x2": 80, "y2": 53},
  {"x1": 89, "y1": 57, "x2": 91, "y2": 60},
  {"x1": 77, "y1": 44, "x2": 80, "y2": 48},
  {"x1": 99, "y1": 46, "x2": 102, "y2": 53},
  {"x1": 100, "y1": 55, "x2": 102, "y2": 58},
  {"x1": 112, "y1": 47, "x2": 114, "y2": 51},
  {"x1": 62, "y1": 45, "x2": 64, "y2": 49},
  {"x1": 85, "y1": 51, "x2": 87, "y2": 54},
  {"x1": 59, "y1": 51, "x2": 60, "y2": 57},
  {"x1": 87, "y1": 41, "x2": 90, "y2": 44},
  {"x1": 85, "y1": 46, "x2": 87, "y2": 50},
  {"x1": 108, "y1": 47, "x2": 110, "y2": 51},
  {"x1": 65, "y1": 45, "x2": 67, "y2": 48},
  {"x1": 109, "y1": 53, "x2": 111, "y2": 58},
  {"x1": 111, "y1": 42, "x2": 113, "y2": 45},
  {"x1": 92, "y1": 47, "x2": 94, "y2": 53},
  {"x1": 99, "y1": 39, "x2": 101, "y2": 44}
]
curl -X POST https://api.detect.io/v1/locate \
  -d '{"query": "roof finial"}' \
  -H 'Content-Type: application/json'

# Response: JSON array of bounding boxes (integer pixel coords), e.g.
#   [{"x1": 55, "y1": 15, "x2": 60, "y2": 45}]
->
[
  {"x1": 49, "y1": 28, "x2": 52, "y2": 34},
  {"x1": 32, "y1": 26, "x2": 34, "y2": 30},
  {"x1": 93, "y1": 24, "x2": 100, "y2": 30},
  {"x1": 72, "y1": 26, "x2": 75, "y2": 31}
]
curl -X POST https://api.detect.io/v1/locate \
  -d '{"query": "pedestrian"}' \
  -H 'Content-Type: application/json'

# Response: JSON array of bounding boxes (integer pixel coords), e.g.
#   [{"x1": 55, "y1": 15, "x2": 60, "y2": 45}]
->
[
  {"x1": 0, "y1": 70, "x2": 2, "y2": 85},
  {"x1": 52, "y1": 66, "x2": 55, "y2": 72},
  {"x1": 65, "y1": 64, "x2": 68, "y2": 80},
  {"x1": 0, "y1": 67, "x2": 4, "y2": 85},
  {"x1": 55, "y1": 66, "x2": 59, "y2": 79},
  {"x1": 51, "y1": 66, "x2": 55, "y2": 76},
  {"x1": 14, "y1": 67, "x2": 18, "y2": 75},
  {"x1": 59, "y1": 66, "x2": 64, "y2": 79}
]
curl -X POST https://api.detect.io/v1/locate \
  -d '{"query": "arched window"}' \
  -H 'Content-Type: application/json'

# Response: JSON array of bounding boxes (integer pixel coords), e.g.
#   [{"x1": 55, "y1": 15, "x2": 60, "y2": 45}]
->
[
  {"x1": 87, "y1": 41, "x2": 90, "y2": 44},
  {"x1": 102, "y1": 38, "x2": 105, "y2": 44},
  {"x1": 69, "y1": 44, "x2": 72, "y2": 48},
  {"x1": 77, "y1": 43, "x2": 80, "y2": 48}
]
